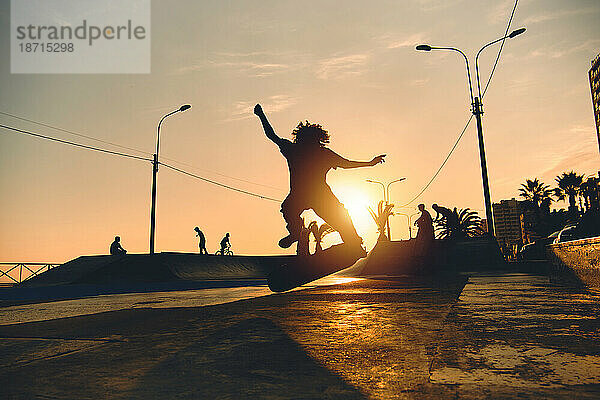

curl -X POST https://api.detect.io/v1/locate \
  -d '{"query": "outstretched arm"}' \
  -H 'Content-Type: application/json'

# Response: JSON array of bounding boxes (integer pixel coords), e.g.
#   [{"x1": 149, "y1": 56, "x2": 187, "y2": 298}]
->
[
  {"x1": 338, "y1": 154, "x2": 386, "y2": 169},
  {"x1": 254, "y1": 104, "x2": 283, "y2": 145}
]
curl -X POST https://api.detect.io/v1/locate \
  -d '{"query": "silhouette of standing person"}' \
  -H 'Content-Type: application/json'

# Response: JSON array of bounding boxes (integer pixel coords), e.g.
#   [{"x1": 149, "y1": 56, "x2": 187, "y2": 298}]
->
[
  {"x1": 194, "y1": 226, "x2": 208, "y2": 255},
  {"x1": 110, "y1": 236, "x2": 127, "y2": 256},
  {"x1": 415, "y1": 204, "x2": 434, "y2": 242},
  {"x1": 219, "y1": 233, "x2": 231, "y2": 255},
  {"x1": 254, "y1": 104, "x2": 385, "y2": 252}
]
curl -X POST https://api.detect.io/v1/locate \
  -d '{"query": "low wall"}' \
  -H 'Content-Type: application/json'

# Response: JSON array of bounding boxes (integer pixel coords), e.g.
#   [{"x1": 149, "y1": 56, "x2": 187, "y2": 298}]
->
[
  {"x1": 360, "y1": 237, "x2": 505, "y2": 276},
  {"x1": 547, "y1": 236, "x2": 600, "y2": 288}
]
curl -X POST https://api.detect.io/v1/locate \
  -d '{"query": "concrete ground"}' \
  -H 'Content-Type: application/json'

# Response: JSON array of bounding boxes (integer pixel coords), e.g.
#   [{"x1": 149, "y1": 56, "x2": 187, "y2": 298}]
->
[{"x1": 0, "y1": 272, "x2": 599, "y2": 399}]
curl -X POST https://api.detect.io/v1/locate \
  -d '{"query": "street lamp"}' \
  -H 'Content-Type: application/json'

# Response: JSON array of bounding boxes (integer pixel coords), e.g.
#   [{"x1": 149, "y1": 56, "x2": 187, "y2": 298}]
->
[
  {"x1": 416, "y1": 27, "x2": 525, "y2": 236},
  {"x1": 395, "y1": 211, "x2": 421, "y2": 239},
  {"x1": 149, "y1": 104, "x2": 191, "y2": 254},
  {"x1": 366, "y1": 178, "x2": 406, "y2": 240}
]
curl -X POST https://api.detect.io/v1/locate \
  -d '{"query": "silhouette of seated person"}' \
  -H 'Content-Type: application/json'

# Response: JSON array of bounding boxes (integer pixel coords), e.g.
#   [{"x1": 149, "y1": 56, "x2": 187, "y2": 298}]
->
[
  {"x1": 415, "y1": 204, "x2": 434, "y2": 242},
  {"x1": 432, "y1": 203, "x2": 460, "y2": 239},
  {"x1": 254, "y1": 103, "x2": 385, "y2": 253},
  {"x1": 110, "y1": 236, "x2": 127, "y2": 256},
  {"x1": 219, "y1": 233, "x2": 231, "y2": 255},
  {"x1": 194, "y1": 226, "x2": 208, "y2": 255}
]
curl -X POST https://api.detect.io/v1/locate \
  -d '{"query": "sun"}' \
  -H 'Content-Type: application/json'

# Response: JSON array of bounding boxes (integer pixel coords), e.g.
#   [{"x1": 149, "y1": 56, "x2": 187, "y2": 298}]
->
[
  {"x1": 300, "y1": 185, "x2": 379, "y2": 250},
  {"x1": 333, "y1": 185, "x2": 377, "y2": 245}
]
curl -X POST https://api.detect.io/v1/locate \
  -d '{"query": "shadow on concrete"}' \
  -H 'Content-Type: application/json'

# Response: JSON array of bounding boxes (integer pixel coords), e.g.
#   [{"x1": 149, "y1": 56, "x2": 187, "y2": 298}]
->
[
  {"x1": 124, "y1": 317, "x2": 366, "y2": 399},
  {"x1": 0, "y1": 280, "x2": 268, "y2": 307},
  {"x1": 0, "y1": 275, "x2": 472, "y2": 399}
]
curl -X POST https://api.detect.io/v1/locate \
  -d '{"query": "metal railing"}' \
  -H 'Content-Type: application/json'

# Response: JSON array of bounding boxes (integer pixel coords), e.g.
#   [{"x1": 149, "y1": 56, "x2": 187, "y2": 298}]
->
[{"x1": 0, "y1": 263, "x2": 61, "y2": 286}]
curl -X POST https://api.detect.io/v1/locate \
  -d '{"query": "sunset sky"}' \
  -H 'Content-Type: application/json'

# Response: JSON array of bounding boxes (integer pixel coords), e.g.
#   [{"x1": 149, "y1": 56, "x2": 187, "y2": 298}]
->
[{"x1": 1, "y1": 0, "x2": 599, "y2": 262}]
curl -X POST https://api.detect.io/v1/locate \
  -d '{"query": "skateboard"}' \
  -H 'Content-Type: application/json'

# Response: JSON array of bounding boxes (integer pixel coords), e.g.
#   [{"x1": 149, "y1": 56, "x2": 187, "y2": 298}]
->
[{"x1": 267, "y1": 243, "x2": 366, "y2": 292}]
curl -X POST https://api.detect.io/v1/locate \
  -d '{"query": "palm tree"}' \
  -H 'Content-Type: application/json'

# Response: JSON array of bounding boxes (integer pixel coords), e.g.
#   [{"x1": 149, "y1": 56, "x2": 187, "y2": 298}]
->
[
  {"x1": 307, "y1": 221, "x2": 335, "y2": 252},
  {"x1": 435, "y1": 208, "x2": 484, "y2": 240},
  {"x1": 436, "y1": 207, "x2": 485, "y2": 239},
  {"x1": 518, "y1": 178, "x2": 553, "y2": 211},
  {"x1": 368, "y1": 200, "x2": 394, "y2": 241},
  {"x1": 580, "y1": 176, "x2": 600, "y2": 212},
  {"x1": 554, "y1": 171, "x2": 584, "y2": 215}
]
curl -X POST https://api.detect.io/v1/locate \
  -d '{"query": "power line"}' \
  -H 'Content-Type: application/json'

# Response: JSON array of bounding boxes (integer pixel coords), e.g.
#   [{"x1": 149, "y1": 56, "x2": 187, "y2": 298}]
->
[
  {"x1": 482, "y1": 0, "x2": 518, "y2": 98},
  {"x1": 0, "y1": 123, "x2": 153, "y2": 162},
  {"x1": 0, "y1": 110, "x2": 284, "y2": 193},
  {"x1": 159, "y1": 157, "x2": 285, "y2": 192},
  {"x1": 0, "y1": 110, "x2": 153, "y2": 157},
  {"x1": 159, "y1": 161, "x2": 282, "y2": 203},
  {"x1": 398, "y1": 115, "x2": 473, "y2": 208},
  {"x1": 1, "y1": 122, "x2": 283, "y2": 203},
  {"x1": 398, "y1": 0, "x2": 519, "y2": 207}
]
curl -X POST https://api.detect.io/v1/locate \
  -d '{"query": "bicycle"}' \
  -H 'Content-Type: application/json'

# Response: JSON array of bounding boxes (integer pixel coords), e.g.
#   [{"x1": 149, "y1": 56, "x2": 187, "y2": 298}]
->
[{"x1": 215, "y1": 246, "x2": 233, "y2": 256}]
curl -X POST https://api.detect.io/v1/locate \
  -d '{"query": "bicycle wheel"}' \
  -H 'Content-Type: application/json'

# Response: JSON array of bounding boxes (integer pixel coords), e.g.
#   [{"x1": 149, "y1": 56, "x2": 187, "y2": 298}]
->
[{"x1": 226, "y1": 249, "x2": 234, "y2": 256}]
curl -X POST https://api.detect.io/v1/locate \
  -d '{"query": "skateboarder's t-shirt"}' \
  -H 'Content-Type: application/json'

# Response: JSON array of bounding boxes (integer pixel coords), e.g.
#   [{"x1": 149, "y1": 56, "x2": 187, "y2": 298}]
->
[{"x1": 277, "y1": 138, "x2": 345, "y2": 192}]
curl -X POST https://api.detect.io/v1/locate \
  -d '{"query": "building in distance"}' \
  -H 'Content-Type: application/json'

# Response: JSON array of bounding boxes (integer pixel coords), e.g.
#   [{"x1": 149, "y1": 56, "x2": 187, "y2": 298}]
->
[{"x1": 589, "y1": 52, "x2": 600, "y2": 153}]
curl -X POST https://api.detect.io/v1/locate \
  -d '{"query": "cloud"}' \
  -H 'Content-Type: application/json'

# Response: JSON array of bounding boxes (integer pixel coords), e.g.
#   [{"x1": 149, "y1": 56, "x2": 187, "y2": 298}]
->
[
  {"x1": 315, "y1": 53, "x2": 370, "y2": 80},
  {"x1": 385, "y1": 33, "x2": 428, "y2": 50},
  {"x1": 175, "y1": 51, "x2": 304, "y2": 77},
  {"x1": 539, "y1": 126, "x2": 600, "y2": 179},
  {"x1": 409, "y1": 78, "x2": 430, "y2": 86},
  {"x1": 413, "y1": 0, "x2": 465, "y2": 12},
  {"x1": 487, "y1": 0, "x2": 516, "y2": 25},
  {"x1": 225, "y1": 95, "x2": 299, "y2": 122},
  {"x1": 528, "y1": 39, "x2": 600, "y2": 59},
  {"x1": 523, "y1": 7, "x2": 599, "y2": 25}
]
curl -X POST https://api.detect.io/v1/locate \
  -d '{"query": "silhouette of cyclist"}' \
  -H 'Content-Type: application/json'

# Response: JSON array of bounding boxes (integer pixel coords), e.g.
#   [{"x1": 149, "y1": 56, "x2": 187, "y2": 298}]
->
[
  {"x1": 219, "y1": 233, "x2": 231, "y2": 255},
  {"x1": 254, "y1": 104, "x2": 385, "y2": 251}
]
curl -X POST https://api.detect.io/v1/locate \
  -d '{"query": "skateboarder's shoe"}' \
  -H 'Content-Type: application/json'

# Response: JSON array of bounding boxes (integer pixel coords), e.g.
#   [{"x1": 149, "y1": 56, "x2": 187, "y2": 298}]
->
[{"x1": 278, "y1": 234, "x2": 298, "y2": 249}]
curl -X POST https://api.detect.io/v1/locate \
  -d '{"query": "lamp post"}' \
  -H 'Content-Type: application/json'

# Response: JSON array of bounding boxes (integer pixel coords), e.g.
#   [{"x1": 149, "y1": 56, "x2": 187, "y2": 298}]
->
[
  {"x1": 367, "y1": 178, "x2": 406, "y2": 240},
  {"x1": 149, "y1": 104, "x2": 191, "y2": 254},
  {"x1": 395, "y1": 213, "x2": 411, "y2": 239},
  {"x1": 416, "y1": 27, "x2": 525, "y2": 237},
  {"x1": 409, "y1": 212, "x2": 420, "y2": 238},
  {"x1": 396, "y1": 211, "x2": 421, "y2": 239}
]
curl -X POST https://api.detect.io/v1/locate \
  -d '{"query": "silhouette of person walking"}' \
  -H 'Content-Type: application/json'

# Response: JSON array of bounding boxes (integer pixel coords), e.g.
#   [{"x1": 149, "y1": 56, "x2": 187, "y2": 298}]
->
[
  {"x1": 194, "y1": 226, "x2": 208, "y2": 255},
  {"x1": 219, "y1": 233, "x2": 231, "y2": 255},
  {"x1": 254, "y1": 104, "x2": 385, "y2": 251},
  {"x1": 110, "y1": 236, "x2": 127, "y2": 256},
  {"x1": 415, "y1": 204, "x2": 434, "y2": 242}
]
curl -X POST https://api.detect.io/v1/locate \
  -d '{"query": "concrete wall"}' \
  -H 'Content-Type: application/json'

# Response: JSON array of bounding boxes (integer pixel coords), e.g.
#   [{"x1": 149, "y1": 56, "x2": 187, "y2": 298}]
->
[
  {"x1": 360, "y1": 237, "x2": 505, "y2": 276},
  {"x1": 547, "y1": 236, "x2": 600, "y2": 288}
]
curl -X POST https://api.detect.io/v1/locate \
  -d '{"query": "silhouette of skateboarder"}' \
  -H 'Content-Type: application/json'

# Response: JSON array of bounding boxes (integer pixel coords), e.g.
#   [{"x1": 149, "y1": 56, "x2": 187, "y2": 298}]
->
[
  {"x1": 194, "y1": 226, "x2": 208, "y2": 255},
  {"x1": 254, "y1": 104, "x2": 385, "y2": 251}
]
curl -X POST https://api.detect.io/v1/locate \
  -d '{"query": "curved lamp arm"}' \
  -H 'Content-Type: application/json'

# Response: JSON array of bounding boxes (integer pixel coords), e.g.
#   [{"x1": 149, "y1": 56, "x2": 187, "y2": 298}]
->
[
  {"x1": 475, "y1": 28, "x2": 526, "y2": 99},
  {"x1": 416, "y1": 45, "x2": 474, "y2": 107}
]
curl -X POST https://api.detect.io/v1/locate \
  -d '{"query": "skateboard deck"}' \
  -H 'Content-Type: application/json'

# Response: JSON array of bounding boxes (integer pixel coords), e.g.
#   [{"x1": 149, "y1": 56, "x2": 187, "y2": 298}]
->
[{"x1": 267, "y1": 243, "x2": 366, "y2": 292}]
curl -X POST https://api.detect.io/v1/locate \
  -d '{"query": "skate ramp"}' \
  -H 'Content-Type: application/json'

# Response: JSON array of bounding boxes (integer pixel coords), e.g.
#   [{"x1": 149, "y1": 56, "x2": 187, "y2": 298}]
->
[
  {"x1": 165, "y1": 253, "x2": 292, "y2": 281},
  {"x1": 19, "y1": 253, "x2": 295, "y2": 287}
]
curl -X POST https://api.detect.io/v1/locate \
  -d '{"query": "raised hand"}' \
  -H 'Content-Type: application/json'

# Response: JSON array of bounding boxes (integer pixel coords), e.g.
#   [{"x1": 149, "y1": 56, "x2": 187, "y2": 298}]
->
[
  {"x1": 254, "y1": 104, "x2": 263, "y2": 116},
  {"x1": 370, "y1": 154, "x2": 386, "y2": 166}
]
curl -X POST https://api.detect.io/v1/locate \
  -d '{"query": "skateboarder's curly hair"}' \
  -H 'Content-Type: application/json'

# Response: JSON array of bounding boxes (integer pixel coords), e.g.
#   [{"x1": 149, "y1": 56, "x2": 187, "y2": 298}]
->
[{"x1": 292, "y1": 121, "x2": 330, "y2": 147}]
